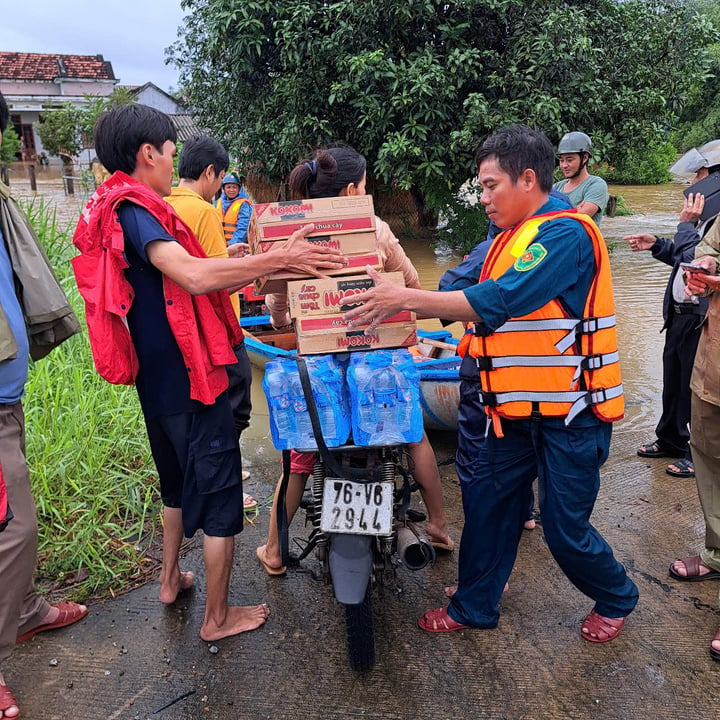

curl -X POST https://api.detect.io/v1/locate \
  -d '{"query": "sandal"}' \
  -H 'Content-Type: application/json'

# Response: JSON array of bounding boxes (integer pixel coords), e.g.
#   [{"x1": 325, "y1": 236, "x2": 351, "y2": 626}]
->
[
  {"x1": 0, "y1": 682, "x2": 19, "y2": 719},
  {"x1": 668, "y1": 555, "x2": 720, "y2": 582},
  {"x1": 243, "y1": 492, "x2": 258, "y2": 510},
  {"x1": 666, "y1": 458, "x2": 694, "y2": 478},
  {"x1": 637, "y1": 441, "x2": 670, "y2": 458},
  {"x1": 711, "y1": 627, "x2": 720, "y2": 661},
  {"x1": 16, "y1": 601, "x2": 87, "y2": 644},
  {"x1": 418, "y1": 607, "x2": 470, "y2": 633},
  {"x1": 580, "y1": 610, "x2": 626, "y2": 643}
]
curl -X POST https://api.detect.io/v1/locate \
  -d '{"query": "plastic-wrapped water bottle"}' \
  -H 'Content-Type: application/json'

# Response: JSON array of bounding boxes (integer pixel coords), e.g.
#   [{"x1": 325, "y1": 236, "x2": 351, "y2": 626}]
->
[
  {"x1": 263, "y1": 355, "x2": 351, "y2": 450},
  {"x1": 286, "y1": 372, "x2": 315, "y2": 449},
  {"x1": 263, "y1": 360, "x2": 295, "y2": 449}
]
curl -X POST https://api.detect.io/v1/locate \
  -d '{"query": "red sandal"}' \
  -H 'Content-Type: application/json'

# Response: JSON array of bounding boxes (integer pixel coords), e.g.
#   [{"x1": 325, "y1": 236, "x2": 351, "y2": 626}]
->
[
  {"x1": 0, "y1": 681, "x2": 20, "y2": 718},
  {"x1": 16, "y1": 601, "x2": 88, "y2": 644},
  {"x1": 580, "y1": 610, "x2": 626, "y2": 643},
  {"x1": 418, "y1": 607, "x2": 470, "y2": 633}
]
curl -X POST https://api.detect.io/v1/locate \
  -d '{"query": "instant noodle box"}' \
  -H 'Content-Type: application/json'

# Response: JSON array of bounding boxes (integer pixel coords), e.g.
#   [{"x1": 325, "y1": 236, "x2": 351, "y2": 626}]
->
[
  {"x1": 286, "y1": 272, "x2": 418, "y2": 355},
  {"x1": 249, "y1": 195, "x2": 381, "y2": 293}
]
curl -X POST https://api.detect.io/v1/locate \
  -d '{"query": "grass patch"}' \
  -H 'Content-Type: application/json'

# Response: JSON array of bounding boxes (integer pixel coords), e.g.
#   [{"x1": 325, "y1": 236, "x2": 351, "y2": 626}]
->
[{"x1": 20, "y1": 198, "x2": 162, "y2": 601}]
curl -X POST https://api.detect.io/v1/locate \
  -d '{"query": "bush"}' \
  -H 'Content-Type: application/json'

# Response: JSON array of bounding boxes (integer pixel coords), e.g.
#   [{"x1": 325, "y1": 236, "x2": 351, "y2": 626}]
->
[{"x1": 595, "y1": 141, "x2": 676, "y2": 185}]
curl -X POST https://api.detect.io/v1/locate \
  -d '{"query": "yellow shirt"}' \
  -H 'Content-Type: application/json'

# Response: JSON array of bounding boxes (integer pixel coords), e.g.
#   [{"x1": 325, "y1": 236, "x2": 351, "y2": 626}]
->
[{"x1": 165, "y1": 186, "x2": 241, "y2": 319}]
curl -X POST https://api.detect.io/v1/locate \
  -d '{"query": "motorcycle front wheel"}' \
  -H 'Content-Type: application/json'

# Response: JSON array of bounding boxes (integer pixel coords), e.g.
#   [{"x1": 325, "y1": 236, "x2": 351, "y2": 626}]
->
[{"x1": 344, "y1": 589, "x2": 375, "y2": 671}]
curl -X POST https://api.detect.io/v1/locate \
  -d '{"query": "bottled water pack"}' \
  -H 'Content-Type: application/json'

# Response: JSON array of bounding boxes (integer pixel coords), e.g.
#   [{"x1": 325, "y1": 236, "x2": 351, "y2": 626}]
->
[
  {"x1": 347, "y1": 348, "x2": 423, "y2": 446},
  {"x1": 263, "y1": 354, "x2": 351, "y2": 450}
]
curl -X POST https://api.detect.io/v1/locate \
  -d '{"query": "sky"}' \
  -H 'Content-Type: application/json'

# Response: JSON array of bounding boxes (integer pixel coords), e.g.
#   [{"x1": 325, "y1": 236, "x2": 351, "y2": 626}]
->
[{"x1": 0, "y1": 0, "x2": 187, "y2": 92}]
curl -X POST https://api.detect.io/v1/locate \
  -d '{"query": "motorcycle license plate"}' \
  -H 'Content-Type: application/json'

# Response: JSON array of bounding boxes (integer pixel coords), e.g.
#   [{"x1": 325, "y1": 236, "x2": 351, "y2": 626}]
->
[{"x1": 320, "y1": 478, "x2": 393, "y2": 536}]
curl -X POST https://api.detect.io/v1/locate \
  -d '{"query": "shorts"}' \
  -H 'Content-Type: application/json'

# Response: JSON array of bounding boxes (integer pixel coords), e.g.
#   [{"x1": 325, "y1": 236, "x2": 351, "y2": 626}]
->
[
  {"x1": 289, "y1": 449, "x2": 317, "y2": 475},
  {"x1": 227, "y1": 342, "x2": 252, "y2": 437},
  {"x1": 144, "y1": 392, "x2": 244, "y2": 538}
]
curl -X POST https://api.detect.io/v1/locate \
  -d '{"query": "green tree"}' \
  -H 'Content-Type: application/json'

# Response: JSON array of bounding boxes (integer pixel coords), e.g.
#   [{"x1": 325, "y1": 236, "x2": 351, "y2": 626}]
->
[
  {"x1": 0, "y1": 125, "x2": 21, "y2": 165},
  {"x1": 37, "y1": 102, "x2": 85, "y2": 170},
  {"x1": 169, "y1": 0, "x2": 712, "y2": 246}
]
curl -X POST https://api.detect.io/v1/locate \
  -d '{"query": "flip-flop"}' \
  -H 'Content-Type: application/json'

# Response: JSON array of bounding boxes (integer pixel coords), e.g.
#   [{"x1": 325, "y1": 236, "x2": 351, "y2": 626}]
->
[
  {"x1": 256, "y1": 546, "x2": 286, "y2": 576},
  {"x1": 430, "y1": 537, "x2": 455, "y2": 552},
  {"x1": 16, "y1": 601, "x2": 88, "y2": 643},
  {"x1": 668, "y1": 555, "x2": 720, "y2": 582},
  {"x1": 666, "y1": 458, "x2": 695, "y2": 478},
  {"x1": 243, "y1": 493, "x2": 258, "y2": 510},
  {"x1": 580, "y1": 610, "x2": 626, "y2": 643},
  {"x1": 637, "y1": 441, "x2": 670, "y2": 458},
  {"x1": 711, "y1": 628, "x2": 720, "y2": 661},
  {"x1": 0, "y1": 682, "x2": 19, "y2": 719},
  {"x1": 418, "y1": 607, "x2": 470, "y2": 633}
]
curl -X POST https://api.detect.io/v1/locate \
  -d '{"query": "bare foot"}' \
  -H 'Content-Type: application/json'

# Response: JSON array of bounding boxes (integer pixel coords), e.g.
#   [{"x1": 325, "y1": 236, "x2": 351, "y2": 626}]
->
[
  {"x1": 0, "y1": 672, "x2": 20, "y2": 719},
  {"x1": 444, "y1": 583, "x2": 508, "y2": 598},
  {"x1": 425, "y1": 522, "x2": 453, "y2": 551},
  {"x1": 200, "y1": 604, "x2": 270, "y2": 641},
  {"x1": 256, "y1": 544, "x2": 286, "y2": 576},
  {"x1": 524, "y1": 517, "x2": 536, "y2": 530},
  {"x1": 159, "y1": 571, "x2": 195, "y2": 605},
  {"x1": 712, "y1": 627, "x2": 720, "y2": 660}
]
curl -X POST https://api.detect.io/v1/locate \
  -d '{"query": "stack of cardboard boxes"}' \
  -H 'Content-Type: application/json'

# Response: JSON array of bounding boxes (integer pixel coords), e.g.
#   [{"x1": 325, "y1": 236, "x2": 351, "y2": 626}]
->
[{"x1": 248, "y1": 195, "x2": 417, "y2": 355}]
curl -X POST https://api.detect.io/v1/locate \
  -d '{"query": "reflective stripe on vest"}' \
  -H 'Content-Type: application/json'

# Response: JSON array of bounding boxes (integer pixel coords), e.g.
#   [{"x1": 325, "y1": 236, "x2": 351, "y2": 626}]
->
[
  {"x1": 216, "y1": 198, "x2": 249, "y2": 242},
  {"x1": 464, "y1": 209, "x2": 623, "y2": 425}
]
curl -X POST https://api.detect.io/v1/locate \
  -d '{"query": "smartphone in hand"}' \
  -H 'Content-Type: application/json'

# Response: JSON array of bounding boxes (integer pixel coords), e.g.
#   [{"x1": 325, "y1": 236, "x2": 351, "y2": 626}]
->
[{"x1": 680, "y1": 262, "x2": 712, "y2": 275}]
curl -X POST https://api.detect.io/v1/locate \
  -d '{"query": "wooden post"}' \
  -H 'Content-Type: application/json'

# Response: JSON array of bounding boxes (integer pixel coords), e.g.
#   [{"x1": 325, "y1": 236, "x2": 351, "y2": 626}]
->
[{"x1": 28, "y1": 164, "x2": 37, "y2": 192}]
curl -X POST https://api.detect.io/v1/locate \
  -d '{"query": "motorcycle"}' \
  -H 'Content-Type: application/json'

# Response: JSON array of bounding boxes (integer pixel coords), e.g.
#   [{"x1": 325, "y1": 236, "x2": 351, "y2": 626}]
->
[{"x1": 276, "y1": 358, "x2": 435, "y2": 671}]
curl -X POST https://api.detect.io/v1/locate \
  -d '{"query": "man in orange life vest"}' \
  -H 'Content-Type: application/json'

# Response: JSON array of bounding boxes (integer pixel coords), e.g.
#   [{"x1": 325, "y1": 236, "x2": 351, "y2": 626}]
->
[{"x1": 343, "y1": 124, "x2": 639, "y2": 641}]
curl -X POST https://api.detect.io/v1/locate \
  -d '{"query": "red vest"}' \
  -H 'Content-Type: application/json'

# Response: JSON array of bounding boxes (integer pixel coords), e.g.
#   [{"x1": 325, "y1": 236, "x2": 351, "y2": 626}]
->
[{"x1": 72, "y1": 172, "x2": 243, "y2": 405}]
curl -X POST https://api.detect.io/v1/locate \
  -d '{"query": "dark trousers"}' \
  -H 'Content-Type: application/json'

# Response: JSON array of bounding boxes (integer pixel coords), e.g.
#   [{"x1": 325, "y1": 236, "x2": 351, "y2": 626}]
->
[
  {"x1": 451, "y1": 391, "x2": 638, "y2": 628},
  {"x1": 656, "y1": 312, "x2": 703, "y2": 458}
]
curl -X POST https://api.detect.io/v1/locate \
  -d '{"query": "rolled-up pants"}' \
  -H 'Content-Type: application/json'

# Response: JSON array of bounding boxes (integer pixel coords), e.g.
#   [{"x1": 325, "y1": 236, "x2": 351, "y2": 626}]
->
[
  {"x1": 0, "y1": 401, "x2": 50, "y2": 664},
  {"x1": 451, "y1": 380, "x2": 639, "y2": 628}
]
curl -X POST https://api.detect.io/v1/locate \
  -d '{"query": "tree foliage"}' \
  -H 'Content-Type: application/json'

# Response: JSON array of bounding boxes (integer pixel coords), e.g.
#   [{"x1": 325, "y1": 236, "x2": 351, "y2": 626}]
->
[
  {"x1": 0, "y1": 125, "x2": 21, "y2": 164},
  {"x1": 37, "y1": 88, "x2": 136, "y2": 166},
  {"x1": 170, "y1": 0, "x2": 713, "y2": 240}
]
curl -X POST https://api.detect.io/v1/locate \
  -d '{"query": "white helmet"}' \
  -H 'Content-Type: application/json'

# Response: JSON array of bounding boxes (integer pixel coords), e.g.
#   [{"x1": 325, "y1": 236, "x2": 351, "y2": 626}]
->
[{"x1": 669, "y1": 140, "x2": 720, "y2": 177}]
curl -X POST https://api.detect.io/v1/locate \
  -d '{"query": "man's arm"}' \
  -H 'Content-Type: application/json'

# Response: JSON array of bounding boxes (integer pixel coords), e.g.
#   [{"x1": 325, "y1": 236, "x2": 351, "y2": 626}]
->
[
  {"x1": 146, "y1": 224, "x2": 346, "y2": 295},
  {"x1": 575, "y1": 176, "x2": 608, "y2": 219}
]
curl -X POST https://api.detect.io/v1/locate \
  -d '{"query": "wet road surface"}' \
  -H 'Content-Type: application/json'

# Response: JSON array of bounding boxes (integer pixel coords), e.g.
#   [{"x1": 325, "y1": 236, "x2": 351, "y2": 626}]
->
[{"x1": 5, "y1": 177, "x2": 720, "y2": 719}]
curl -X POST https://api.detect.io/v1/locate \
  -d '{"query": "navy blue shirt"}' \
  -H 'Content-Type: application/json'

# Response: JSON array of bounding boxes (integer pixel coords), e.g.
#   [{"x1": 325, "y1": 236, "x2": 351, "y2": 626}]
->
[
  {"x1": 452, "y1": 196, "x2": 596, "y2": 331},
  {"x1": 118, "y1": 202, "x2": 201, "y2": 417}
]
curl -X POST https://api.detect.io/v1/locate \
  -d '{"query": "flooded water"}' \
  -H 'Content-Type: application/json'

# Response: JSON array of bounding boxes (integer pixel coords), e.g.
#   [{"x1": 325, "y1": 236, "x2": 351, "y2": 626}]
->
[{"x1": 7, "y1": 169, "x2": 685, "y2": 466}]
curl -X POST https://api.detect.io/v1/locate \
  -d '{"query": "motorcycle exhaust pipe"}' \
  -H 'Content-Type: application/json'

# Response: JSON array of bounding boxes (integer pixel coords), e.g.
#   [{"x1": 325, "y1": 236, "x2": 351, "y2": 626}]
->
[{"x1": 396, "y1": 525, "x2": 436, "y2": 570}]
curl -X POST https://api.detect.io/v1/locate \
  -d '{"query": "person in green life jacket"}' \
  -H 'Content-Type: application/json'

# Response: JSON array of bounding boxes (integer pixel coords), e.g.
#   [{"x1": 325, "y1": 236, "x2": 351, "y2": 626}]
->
[
  {"x1": 553, "y1": 131, "x2": 609, "y2": 225},
  {"x1": 216, "y1": 172, "x2": 253, "y2": 250}
]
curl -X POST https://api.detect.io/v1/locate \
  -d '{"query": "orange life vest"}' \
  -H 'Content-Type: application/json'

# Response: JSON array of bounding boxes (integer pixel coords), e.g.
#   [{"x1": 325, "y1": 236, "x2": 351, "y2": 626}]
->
[
  {"x1": 215, "y1": 197, "x2": 250, "y2": 243},
  {"x1": 457, "y1": 210, "x2": 623, "y2": 435}
]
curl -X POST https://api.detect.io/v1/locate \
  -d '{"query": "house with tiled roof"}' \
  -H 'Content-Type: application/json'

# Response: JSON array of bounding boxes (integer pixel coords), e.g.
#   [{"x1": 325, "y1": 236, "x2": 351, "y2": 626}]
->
[{"x1": 0, "y1": 51, "x2": 118, "y2": 161}]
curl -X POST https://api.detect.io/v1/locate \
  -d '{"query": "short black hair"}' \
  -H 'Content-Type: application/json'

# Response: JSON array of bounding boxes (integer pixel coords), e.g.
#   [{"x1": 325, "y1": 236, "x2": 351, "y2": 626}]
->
[
  {"x1": 178, "y1": 135, "x2": 229, "y2": 180},
  {"x1": 94, "y1": 104, "x2": 177, "y2": 174},
  {"x1": 288, "y1": 144, "x2": 367, "y2": 200},
  {"x1": 475, "y1": 124, "x2": 555, "y2": 193},
  {"x1": 0, "y1": 90, "x2": 9, "y2": 134}
]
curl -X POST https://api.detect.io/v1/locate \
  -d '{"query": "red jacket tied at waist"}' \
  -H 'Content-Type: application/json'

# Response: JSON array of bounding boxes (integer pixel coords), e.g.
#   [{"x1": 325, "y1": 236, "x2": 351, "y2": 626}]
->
[{"x1": 72, "y1": 171, "x2": 243, "y2": 405}]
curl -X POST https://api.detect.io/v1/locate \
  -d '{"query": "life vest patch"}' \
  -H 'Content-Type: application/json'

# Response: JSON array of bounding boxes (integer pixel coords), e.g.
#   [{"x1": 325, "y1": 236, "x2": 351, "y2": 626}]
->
[{"x1": 514, "y1": 243, "x2": 547, "y2": 272}]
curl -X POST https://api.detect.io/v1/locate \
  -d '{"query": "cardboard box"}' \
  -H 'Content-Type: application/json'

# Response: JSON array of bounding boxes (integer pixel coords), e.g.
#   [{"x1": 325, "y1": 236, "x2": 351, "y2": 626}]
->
[
  {"x1": 295, "y1": 318, "x2": 418, "y2": 355},
  {"x1": 250, "y1": 196, "x2": 381, "y2": 294},
  {"x1": 251, "y1": 195, "x2": 376, "y2": 243},
  {"x1": 286, "y1": 272, "x2": 406, "y2": 319}
]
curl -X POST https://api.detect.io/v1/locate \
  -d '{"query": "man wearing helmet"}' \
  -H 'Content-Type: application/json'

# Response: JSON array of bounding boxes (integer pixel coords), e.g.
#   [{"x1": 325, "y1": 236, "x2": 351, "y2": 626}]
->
[
  {"x1": 554, "y1": 131, "x2": 609, "y2": 225},
  {"x1": 216, "y1": 171, "x2": 253, "y2": 247}
]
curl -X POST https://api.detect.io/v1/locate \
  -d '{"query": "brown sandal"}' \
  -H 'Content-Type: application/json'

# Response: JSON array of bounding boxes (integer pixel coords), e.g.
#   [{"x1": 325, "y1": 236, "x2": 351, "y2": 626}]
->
[{"x1": 668, "y1": 555, "x2": 720, "y2": 582}]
